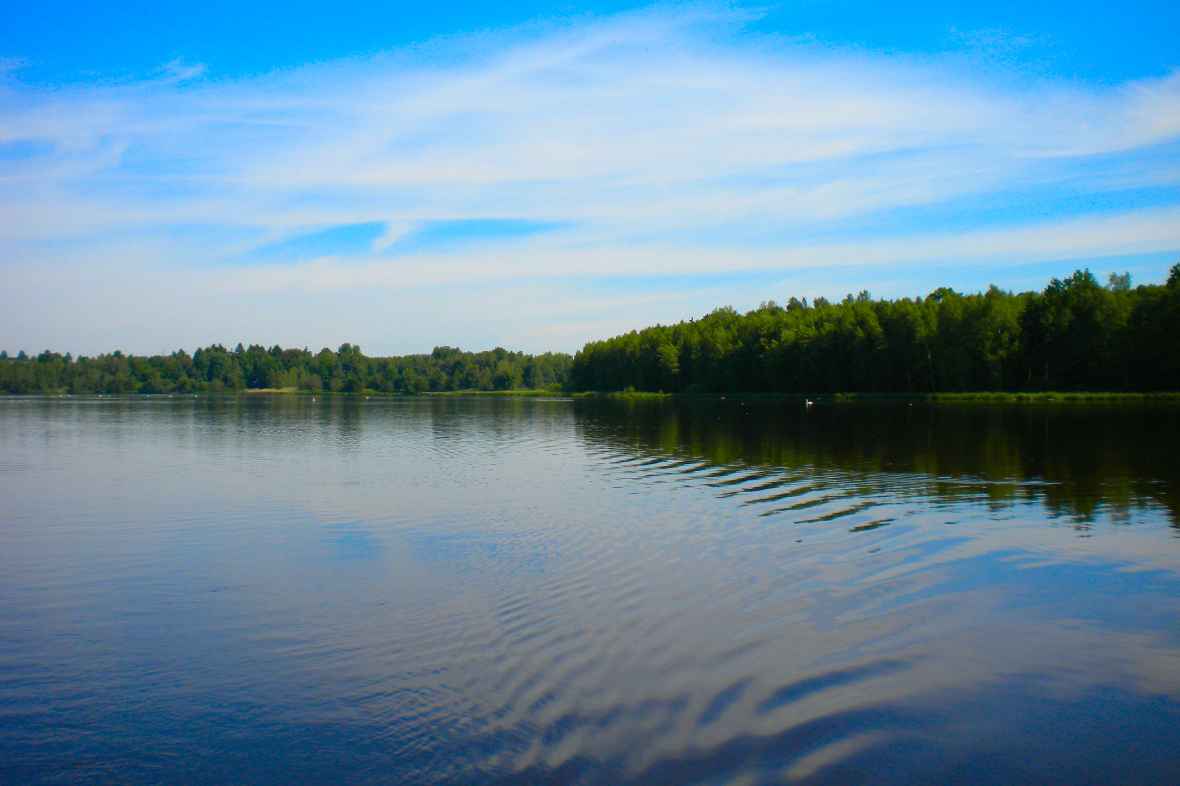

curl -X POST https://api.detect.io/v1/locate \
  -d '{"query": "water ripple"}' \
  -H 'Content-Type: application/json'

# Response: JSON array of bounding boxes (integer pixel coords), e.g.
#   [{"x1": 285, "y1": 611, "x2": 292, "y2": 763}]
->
[{"x1": 2, "y1": 397, "x2": 1180, "y2": 785}]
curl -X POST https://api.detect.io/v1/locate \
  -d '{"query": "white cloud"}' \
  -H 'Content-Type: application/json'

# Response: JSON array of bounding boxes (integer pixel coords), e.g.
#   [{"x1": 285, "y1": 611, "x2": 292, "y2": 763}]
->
[
  {"x1": 172, "y1": 204, "x2": 1177, "y2": 294},
  {"x1": 1, "y1": 6, "x2": 1178, "y2": 353},
  {"x1": 156, "y1": 58, "x2": 208, "y2": 84}
]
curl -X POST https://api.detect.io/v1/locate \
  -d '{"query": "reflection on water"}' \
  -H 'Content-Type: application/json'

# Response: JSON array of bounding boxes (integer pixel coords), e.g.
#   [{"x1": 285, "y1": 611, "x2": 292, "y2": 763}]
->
[
  {"x1": 578, "y1": 398, "x2": 1180, "y2": 526},
  {"x1": 1, "y1": 396, "x2": 1179, "y2": 785}
]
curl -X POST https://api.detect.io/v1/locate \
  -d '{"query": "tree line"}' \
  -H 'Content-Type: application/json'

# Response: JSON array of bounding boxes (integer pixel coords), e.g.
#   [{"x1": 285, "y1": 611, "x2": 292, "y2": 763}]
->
[
  {"x1": 4, "y1": 265, "x2": 1179, "y2": 396},
  {"x1": 0, "y1": 343, "x2": 573, "y2": 395},
  {"x1": 570, "y1": 266, "x2": 1180, "y2": 394}
]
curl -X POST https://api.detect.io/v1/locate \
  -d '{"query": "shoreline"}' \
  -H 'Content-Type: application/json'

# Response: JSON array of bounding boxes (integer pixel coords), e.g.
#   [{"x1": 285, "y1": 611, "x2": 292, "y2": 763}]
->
[
  {"x1": 6, "y1": 389, "x2": 1180, "y2": 404},
  {"x1": 567, "y1": 390, "x2": 1180, "y2": 403}
]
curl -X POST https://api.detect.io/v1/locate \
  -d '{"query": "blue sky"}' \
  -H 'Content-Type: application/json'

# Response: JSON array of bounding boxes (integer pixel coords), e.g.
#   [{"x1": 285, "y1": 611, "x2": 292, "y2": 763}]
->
[{"x1": 1, "y1": 1, "x2": 1179, "y2": 354}]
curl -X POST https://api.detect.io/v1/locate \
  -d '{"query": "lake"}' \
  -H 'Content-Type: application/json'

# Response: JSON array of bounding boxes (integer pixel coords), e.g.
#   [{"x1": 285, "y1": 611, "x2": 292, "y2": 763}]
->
[{"x1": 2, "y1": 396, "x2": 1179, "y2": 784}]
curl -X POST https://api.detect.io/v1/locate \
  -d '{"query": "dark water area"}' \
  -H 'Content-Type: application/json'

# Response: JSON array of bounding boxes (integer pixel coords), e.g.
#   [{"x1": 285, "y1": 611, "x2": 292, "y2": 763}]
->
[{"x1": 2, "y1": 396, "x2": 1179, "y2": 785}]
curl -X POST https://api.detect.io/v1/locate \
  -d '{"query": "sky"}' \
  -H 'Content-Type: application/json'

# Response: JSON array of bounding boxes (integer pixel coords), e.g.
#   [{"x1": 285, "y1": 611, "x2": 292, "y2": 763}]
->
[{"x1": 2, "y1": 1, "x2": 1179, "y2": 356}]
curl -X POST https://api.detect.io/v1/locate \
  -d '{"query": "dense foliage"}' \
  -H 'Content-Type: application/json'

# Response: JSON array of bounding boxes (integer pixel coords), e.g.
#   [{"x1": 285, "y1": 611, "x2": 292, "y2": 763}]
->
[
  {"x1": 5, "y1": 266, "x2": 1179, "y2": 396},
  {"x1": 571, "y1": 266, "x2": 1180, "y2": 393},
  {"x1": 0, "y1": 344, "x2": 572, "y2": 395}
]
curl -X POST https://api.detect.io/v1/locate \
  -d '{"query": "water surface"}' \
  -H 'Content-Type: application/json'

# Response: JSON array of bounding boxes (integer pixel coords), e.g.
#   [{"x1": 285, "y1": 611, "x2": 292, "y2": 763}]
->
[{"x1": 2, "y1": 396, "x2": 1179, "y2": 784}]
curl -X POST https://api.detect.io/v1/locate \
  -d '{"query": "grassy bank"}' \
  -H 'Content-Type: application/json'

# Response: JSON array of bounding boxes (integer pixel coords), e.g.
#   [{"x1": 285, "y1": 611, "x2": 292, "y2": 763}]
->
[
  {"x1": 906, "y1": 391, "x2": 1180, "y2": 403},
  {"x1": 10, "y1": 389, "x2": 1179, "y2": 404},
  {"x1": 266, "y1": 389, "x2": 1180, "y2": 403},
  {"x1": 567, "y1": 390, "x2": 1180, "y2": 404},
  {"x1": 423, "y1": 388, "x2": 566, "y2": 398}
]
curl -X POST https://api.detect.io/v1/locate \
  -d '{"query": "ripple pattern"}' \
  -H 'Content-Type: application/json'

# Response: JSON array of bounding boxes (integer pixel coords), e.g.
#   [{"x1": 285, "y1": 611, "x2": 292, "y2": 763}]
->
[{"x1": 1, "y1": 396, "x2": 1180, "y2": 785}]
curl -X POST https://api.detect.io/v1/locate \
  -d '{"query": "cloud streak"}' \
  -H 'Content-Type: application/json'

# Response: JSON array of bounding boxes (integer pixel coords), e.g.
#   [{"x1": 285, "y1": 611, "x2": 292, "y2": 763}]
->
[{"x1": 1, "y1": 6, "x2": 1178, "y2": 353}]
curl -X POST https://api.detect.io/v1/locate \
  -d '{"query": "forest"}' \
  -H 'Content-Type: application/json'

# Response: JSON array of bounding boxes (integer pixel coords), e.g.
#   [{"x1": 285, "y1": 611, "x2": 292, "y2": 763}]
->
[
  {"x1": 569, "y1": 266, "x2": 1180, "y2": 394},
  {"x1": 2, "y1": 265, "x2": 1179, "y2": 396},
  {"x1": 0, "y1": 344, "x2": 572, "y2": 396}
]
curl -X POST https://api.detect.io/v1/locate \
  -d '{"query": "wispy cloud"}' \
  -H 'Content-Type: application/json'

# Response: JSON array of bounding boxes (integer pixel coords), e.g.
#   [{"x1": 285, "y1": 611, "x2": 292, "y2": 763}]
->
[
  {"x1": 1, "y1": 6, "x2": 1178, "y2": 353},
  {"x1": 0, "y1": 57, "x2": 26, "y2": 78},
  {"x1": 155, "y1": 58, "x2": 208, "y2": 84}
]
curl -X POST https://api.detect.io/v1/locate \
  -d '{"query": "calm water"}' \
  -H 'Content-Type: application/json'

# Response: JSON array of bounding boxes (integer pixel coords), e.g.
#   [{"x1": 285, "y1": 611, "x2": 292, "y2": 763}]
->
[{"x1": 2, "y1": 396, "x2": 1180, "y2": 785}]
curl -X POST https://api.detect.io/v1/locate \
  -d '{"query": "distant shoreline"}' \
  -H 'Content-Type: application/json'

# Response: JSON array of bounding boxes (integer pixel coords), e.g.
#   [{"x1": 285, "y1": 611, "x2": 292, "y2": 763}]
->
[
  {"x1": 567, "y1": 390, "x2": 1180, "y2": 404},
  {"x1": 6, "y1": 267, "x2": 1178, "y2": 397},
  {"x1": 7, "y1": 389, "x2": 1180, "y2": 404}
]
